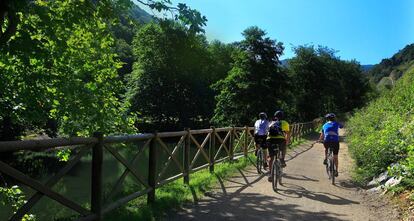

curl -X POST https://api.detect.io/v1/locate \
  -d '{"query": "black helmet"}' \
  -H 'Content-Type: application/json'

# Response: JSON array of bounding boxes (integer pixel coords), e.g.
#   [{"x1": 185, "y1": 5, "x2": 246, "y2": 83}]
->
[
  {"x1": 274, "y1": 110, "x2": 284, "y2": 119},
  {"x1": 325, "y1": 113, "x2": 336, "y2": 120},
  {"x1": 259, "y1": 112, "x2": 267, "y2": 119}
]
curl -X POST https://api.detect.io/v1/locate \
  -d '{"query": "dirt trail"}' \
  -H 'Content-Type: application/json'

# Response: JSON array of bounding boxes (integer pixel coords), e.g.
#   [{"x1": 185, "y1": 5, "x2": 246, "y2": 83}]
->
[{"x1": 166, "y1": 129, "x2": 399, "y2": 221}]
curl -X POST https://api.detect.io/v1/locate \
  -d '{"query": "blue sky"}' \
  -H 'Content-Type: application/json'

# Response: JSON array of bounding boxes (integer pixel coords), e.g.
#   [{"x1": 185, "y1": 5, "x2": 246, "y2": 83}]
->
[{"x1": 140, "y1": 0, "x2": 414, "y2": 64}]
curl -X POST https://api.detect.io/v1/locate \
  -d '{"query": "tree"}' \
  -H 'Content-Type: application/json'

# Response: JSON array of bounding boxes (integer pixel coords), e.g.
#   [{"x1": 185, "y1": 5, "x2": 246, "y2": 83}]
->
[
  {"x1": 207, "y1": 40, "x2": 236, "y2": 84},
  {"x1": 0, "y1": 0, "x2": 135, "y2": 139},
  {"x1": 0, "y1": 0, "x2": 207, "y2": 47},
  {"x1": 126, "y1": 22, "x2": 213, "y2": 131},
  {"x1": 288, "y1": 45, "x2": 368, "y2": 120},
  {"x1": 212, "y1": 26, "x2": 288, "y2": 126}
]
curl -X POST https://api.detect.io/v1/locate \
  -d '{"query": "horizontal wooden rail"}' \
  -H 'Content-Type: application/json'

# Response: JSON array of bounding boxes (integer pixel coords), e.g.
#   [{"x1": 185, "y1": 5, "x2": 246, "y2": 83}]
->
[{"x1": 0, "y1": 121, "x2": 318, "y2": 221}]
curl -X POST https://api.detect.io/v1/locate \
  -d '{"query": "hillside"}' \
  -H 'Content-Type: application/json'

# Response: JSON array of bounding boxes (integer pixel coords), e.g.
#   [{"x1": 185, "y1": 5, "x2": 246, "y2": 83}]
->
[
  {"x1": 129, "y1": 4, "x2": 153, "y2": 23},
  {"x1": 368, "y1": 44, "x2": 414, "y2": 84},
  {"x1": 347, "y1": 65, "x2": 414, "y2": 188}
]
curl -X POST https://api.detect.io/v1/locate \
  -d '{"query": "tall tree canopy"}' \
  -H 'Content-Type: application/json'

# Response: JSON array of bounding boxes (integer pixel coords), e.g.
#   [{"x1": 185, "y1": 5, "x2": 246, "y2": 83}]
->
[
  {"x1": 0, "y1": 0, "x2": 136, "y2": 139},
  {"x1": 126, "y1": 22, "x2": 213, "y2": 131},
  {"x1": 212, "y1": 26, "x2": 288, "y2": 126},
  {"x1": 288, "y1": 45, "x2": 369, "y2": 120}
]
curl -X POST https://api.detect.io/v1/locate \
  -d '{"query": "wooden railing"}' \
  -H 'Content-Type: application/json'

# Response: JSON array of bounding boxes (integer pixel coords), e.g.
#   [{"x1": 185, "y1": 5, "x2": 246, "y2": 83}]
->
[{"x1": 0, "y1": 122, "x2": 316, "y2": 221}]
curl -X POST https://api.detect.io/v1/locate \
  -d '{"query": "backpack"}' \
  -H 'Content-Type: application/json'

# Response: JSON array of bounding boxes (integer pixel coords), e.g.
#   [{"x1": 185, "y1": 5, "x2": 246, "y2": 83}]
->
[{"x1": 268, "y1": 120, "x2": 284, "y2": 137}]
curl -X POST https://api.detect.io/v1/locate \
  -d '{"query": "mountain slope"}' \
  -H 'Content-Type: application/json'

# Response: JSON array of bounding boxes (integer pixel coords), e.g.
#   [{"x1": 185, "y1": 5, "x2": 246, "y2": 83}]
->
[
  {"x1": 368, "y1": 44, "x2": 414, "y2": 83},
  {"x1": 347, "y1": 65, "x2": 414, "y2": 187}
]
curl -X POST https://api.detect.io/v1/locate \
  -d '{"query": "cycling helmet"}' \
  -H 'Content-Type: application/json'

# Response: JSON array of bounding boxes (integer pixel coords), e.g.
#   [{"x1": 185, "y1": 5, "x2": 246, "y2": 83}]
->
[
  {"x1": 325, "y1": 113, "x2": 336, "y2": 121},
  {"x1": 274, "y1": 110, "x2": 284, "y2": 119},
  {"x1": 259, "y1": 112, "x2": 267, "y2": 119}
]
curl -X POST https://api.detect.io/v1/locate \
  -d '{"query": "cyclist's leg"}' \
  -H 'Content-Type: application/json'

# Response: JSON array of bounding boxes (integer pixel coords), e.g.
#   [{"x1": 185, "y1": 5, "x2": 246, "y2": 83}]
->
[
  {"x1": 262, "y1": 145, "x2": 269, "y2": 168},
  {"x1": 279, "y1": 140, "x2": 287, "y2": 167},
  {"x1": 333, "y1": 142, "x2": 340, "y2": 173},
  {"x1": 254, "y1": 135, "x2": 260, "y2": 155},
  {"x1": 323, "y1": 142, "x2": 328, "y2": 164},
  {"x1": 267, "y1": 141, "x2": 276, "y2": 180},
  {"x1": 258, "y1": 137, "x2": 268, "y2": 168}
]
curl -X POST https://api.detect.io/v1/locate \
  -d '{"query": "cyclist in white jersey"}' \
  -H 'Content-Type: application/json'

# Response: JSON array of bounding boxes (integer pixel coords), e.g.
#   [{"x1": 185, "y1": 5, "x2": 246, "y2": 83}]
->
[{"x1": 254, "y1": 112, "x2": 269, "y2": 167}]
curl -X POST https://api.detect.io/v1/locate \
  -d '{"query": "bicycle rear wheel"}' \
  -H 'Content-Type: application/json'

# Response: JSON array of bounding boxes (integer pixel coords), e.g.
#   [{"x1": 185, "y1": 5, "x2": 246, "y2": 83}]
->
[
  {"x1": 271, "y1": 159, "x2": 282, "y2": 192},
  {"x1": 330, "y1": 153, "x2": 335, "y2": 185},
  {"x1": 326, "y1": 155, "x2": 332, "y2": 180},
  {"x1": 256, "y1": 149, "x2": 263, "y2": 174}
]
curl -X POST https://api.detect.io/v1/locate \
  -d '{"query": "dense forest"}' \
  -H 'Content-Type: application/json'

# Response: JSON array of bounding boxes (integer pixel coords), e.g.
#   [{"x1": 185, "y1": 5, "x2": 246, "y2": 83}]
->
[{"x1": 0, "y1": 1, "x2": 369, "y2": 139}]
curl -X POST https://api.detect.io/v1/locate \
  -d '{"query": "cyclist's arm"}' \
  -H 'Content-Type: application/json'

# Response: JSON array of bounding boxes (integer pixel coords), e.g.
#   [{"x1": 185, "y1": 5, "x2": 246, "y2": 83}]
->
[
  {"x1": 283, "y1": 122, "x2": 291, "y2": 145},
  {"x1": 319, "y1": 131, "x2": 324, "y2": 142},
  {"x1": 285, "y1": 130, "x2": 291, "y2": 145}
]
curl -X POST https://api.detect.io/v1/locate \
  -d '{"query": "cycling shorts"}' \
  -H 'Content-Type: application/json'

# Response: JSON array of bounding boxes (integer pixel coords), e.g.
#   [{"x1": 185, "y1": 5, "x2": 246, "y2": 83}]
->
[
  {"x1": 254, "y1": 134, "x2": 267, "y2": 148},
  {"x1": 267, "y1": 138, "x2": 286, "y2": 157},
  {"x1": 324, "y1": 141, "x2": 339, "y2": 155}
]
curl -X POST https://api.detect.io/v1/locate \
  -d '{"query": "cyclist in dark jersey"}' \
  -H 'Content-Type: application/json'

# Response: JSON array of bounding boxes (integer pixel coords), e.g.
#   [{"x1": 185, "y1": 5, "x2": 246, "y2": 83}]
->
[
  {"x1": 319, "y1": 113, "x2": 343, "y2": 177},
  {"x1": 267, "y1": 110, "x2": 290, "y2": 181}
]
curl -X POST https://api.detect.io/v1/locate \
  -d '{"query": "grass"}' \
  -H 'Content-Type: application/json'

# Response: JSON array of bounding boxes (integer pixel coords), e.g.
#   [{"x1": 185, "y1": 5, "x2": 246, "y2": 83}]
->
[{"x1": 104, "y1": 155, "x2": 255, "y2": 221}]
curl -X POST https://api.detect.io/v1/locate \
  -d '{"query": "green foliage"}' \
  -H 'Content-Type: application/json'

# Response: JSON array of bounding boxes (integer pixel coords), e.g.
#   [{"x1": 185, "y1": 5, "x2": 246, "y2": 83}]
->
[
  {"x1": 126, "y1": 22, "x2": 214, "y2": 131},
  {"x1": 347, "y1": 66, "x2": 414, "y2": 185},
  {"x1": 0, "y1": 186, "x2": 35, "y2": 220},
  {"x1": 0, "y1": 0, "x2": 136, "y2": 137},
  {"x1": 288, "y1": 45, "x2": 369, "y2": 121},
  {"x1": 212, "y1": 26, "x2": 288, "y2": 126}
]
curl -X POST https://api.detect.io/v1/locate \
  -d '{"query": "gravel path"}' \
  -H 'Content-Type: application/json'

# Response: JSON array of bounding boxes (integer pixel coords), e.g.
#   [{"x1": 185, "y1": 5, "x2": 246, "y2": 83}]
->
[{"x1": 166, "y1": 129, "x2": 399, "y2": 221}]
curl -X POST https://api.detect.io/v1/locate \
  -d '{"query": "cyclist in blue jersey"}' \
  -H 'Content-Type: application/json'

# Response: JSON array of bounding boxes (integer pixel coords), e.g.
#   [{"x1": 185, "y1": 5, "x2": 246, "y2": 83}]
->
[{"x1": 319, "y1": 113, "x2": 343, "y2": 177}]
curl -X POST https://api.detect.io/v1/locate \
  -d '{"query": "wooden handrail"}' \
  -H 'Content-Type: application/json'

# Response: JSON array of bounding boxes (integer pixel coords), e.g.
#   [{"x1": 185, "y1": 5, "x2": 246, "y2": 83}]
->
[{"x1": 0, "y1": 121, "x2": 317, "y2": 220}]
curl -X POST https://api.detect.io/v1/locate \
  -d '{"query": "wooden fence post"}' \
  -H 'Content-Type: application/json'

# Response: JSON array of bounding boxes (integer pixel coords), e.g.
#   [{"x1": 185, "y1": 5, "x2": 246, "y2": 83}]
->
[
  {"x1": 91, "y1": 132, "x2": 103, "y2": 220},
  {"x1": 147, "y1": 133, "x2": 157, "y2": 204},
  {"x1": 244, "y1": 126, "x2": 248, "y2": 157},
  {"x1": 229, "y1": 127, "x2": 234, "y2": 161},
  {"x1": 292, "y1": 124, "x2": 296, "y2": 142},
  {"x1": 209, "y1": 127, "x2": 215, "y2": 173},
  {"x1": 183, "y1": 128, "x2": 190, "y2": 184}
]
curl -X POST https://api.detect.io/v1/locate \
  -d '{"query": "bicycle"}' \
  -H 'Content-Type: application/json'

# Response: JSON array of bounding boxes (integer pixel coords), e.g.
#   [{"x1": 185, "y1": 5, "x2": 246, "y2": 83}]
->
[{"x1": 268, "y1": 142, "x2": 283, "y2": 192}]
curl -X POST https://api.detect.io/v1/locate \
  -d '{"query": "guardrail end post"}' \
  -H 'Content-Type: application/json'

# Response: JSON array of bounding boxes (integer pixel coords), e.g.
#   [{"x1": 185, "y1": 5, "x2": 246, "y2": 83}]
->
[
  {"x1": 229, "y1": 126, "x2": 234, "y2": 162},
  {"x1": 147, "y1": 132, "x2": 157, "y2": 204},
  {"x1": 183, "y1": 128, "x2": 190, "y2": 185},
  {"x1": 243, "y1": 126, "x2": 248, "y2": 157},
  {"x1": 92, "y1": 132, "x2": 103, "y2": 220},
  {"x1": 209, "y1": 127, "x2": 215, "y2": 173}
]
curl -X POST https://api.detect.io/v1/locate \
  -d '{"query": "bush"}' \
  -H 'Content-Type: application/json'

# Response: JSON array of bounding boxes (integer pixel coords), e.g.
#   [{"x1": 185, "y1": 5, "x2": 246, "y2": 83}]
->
[{"x1": 347, "y1": 66, "x2": 414, "y2": 186}]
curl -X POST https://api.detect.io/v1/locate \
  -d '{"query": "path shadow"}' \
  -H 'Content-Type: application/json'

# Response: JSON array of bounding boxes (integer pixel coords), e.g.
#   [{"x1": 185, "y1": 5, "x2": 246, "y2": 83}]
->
[
  {"x1": 283, "y1": 173, "x2": 319, "y2": 182},
  {"x1": 278, "y1": 183, "x2": 360, "y2": 205},
  {"x1": 167, "y1": 191, "x2": 347, "y2": 221}
]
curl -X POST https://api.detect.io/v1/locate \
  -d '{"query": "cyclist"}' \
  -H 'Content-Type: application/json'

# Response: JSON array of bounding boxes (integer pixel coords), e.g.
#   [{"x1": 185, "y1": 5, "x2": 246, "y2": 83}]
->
[
  {"x1": 254, "y1": 112, "x2": 269, "y2": 168},
  {"x1": 319, "y1": 113, "x2": 343, "y2": 177},
  {"x1": 267, "y1": 110, "x2": 290, "y2": 181}
]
